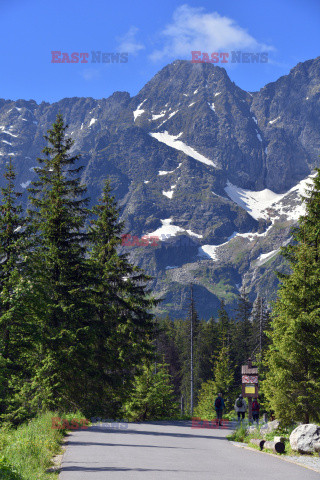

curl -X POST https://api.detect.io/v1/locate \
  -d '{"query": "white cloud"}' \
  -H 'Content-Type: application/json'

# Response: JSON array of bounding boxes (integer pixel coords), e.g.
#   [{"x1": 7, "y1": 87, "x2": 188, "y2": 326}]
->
[
  {"x1": 80, "y1": 68, "x2": 101, "y2": 81},
  {"x1": 117, "y1": 26, "x2": 145, "y2": 55},
  {"x1": 150, "y1": 5, "x2": 273, "y2": 62}
]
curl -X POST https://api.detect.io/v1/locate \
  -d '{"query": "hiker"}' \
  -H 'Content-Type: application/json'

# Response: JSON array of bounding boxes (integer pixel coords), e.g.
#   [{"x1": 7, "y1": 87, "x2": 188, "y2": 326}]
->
[
  {"x1": 252, "y1": 397, "x2": 260, "y2": 424},
  {"x1": 214, "y1": 392, "x2": 225, "y2": 426},
  {"x1": 234, "y1": 394, "x2": 247, "y2": 421}
]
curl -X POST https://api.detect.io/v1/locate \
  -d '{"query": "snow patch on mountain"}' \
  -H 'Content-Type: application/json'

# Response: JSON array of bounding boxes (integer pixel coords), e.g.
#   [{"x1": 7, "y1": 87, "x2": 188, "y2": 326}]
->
[
  {"x1": 255, "y1": 248, "x2": 280, "y2": 266},
  {"x1": 145, "y1": 218, "x2": 202, "y2": 241},
  {"x1": 198, "y1": 232, "x2": 237, "y2": 260},
  {"x1": 133, "y1": 100, "x2": 146, "y2": 121},
  {"x1": 225, "y1": 173, "x2": 317, "y2": 222},
  {"x1": 162, "y1": 185, "x2": 176, "y2": 199},
  {"x1": 152, "y1": 112, "x2": 166, "y2": 120},
  {"x1": 150, "y1": 131, "x2": 216, "y2": 167},
  {"x1": 269, "y1": 116, "x2": 280, "y2": 125},
  {"x1": 208, "y1": 102, "x2": 215, "y2": 112},
  {"x1": 89, "y1": 118, "x2": 97, "y2": 127},
  {"x1": 0, "y1": 128, "x2": 18, "y2": 137},
  {"x1": 224, "y1": 181, "x2": 284, "y2": 220}
]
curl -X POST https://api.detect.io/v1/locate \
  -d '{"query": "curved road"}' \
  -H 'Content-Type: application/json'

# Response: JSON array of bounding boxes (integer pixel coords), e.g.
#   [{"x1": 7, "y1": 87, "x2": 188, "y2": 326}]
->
[{"x1": 59, "y1": 421, "x2": 319, "y2": 479}]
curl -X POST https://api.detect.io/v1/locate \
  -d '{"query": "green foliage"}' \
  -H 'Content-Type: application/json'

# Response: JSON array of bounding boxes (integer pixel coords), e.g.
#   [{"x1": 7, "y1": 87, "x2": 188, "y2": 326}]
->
[
  {"x1": 194, "y1": 346, "x2": 234, "y2": 419},
  {"x1": 250, "y1": 296, "x2": 271, "y2": 356},
  {"x1": 213, "y1": 346, "x2": 234, "y2": 410},
  {"x1": 193, "y1": 380, "x2": 217, "y2": 420},
  {"x1": 0, "y1": 159, "x2": 31, "y2": 422},
  {"x1": 123, "y1": 362, "x2": 178, "y2": 421},
  {"x1": 262, "y1": 168, "x2": 320, "y2": 424},
  {"x1": 22, "y1": 114, "x2": 92, "y2": 415},
  {"x1": 0, "y1": 411, "x2": 70, "y2": 479},
  {"x1": 0, "y1": 115, "x2": 159, "y2": 424},
  {"x1": 227, "y1": 423, "x2": 248, "y2": 442},
  {"x1": 86, "y1": 181, "x2": 158, "y2": 414}
]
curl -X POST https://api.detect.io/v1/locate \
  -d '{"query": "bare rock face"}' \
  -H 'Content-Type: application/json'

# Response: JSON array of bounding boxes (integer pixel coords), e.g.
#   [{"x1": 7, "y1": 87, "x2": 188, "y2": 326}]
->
[
  {"x1": 0, "y1": 57, "x2": 319, "y2": 319},
  {"x1": 290, "y1": 424, "x2": 320, "y2": 453}
]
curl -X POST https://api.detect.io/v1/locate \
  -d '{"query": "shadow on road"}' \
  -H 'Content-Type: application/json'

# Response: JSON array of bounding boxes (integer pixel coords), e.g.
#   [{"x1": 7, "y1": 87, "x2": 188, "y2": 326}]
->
[
  {"x1": 79, "y1": 422, "x2": 235, "y2": 442},
  {"x1": 61, "y1": 465, "x2": 207, "y2": 473},
  {"x1": 64, "y1": 441, "x2": 196, "y2": 448}
]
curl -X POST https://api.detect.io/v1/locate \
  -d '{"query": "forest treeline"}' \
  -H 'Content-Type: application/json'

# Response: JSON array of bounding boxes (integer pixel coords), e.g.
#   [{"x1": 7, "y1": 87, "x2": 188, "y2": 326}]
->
[{"x1": 1, "y1": 115, "x2": 320, "y2": 426}]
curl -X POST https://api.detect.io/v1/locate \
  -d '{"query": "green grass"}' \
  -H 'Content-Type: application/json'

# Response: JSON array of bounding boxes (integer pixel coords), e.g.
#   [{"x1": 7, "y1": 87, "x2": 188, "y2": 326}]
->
[
  {"x1": 227, "y1": 423, "x2": 256, "y2": 443},
  {"x1": 227, "y1": 422, "x2": 319, "y2": 457},
  {"x1": 0, "y1": 410, "x2": 85, "y2": 480}
]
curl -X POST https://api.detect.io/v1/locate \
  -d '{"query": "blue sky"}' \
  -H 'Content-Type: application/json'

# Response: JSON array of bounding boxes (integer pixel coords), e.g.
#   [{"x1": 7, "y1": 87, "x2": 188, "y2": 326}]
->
[{"x1": 1, "y1": 0, "x2": 319, "y2": 103}]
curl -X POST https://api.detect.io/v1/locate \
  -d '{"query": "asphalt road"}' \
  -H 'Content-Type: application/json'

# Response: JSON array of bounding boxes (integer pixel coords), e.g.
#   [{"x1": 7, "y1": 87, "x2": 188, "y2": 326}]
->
[{"x1": 59, "y1": 420, "x2": 320, "y2": 479}]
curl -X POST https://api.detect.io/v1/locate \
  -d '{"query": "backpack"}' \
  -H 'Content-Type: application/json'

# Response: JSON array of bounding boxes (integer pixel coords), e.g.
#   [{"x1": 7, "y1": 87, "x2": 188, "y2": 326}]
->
[
  {"x1": 215, "y1": 397, "x2": 222, "y2": 409},
  {"x1": 252, "y1": 401, "x2": 259, "y2": 411},
  {"x1": 236, "y1": 398, "x2": 243, "y2": 408}
]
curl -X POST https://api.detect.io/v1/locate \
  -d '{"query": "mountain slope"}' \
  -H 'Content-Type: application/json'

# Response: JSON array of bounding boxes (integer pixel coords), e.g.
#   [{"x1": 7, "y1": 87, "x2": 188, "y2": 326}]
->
[{"x1": 0, "y1": 57, "x2": 319, "y2": 318}]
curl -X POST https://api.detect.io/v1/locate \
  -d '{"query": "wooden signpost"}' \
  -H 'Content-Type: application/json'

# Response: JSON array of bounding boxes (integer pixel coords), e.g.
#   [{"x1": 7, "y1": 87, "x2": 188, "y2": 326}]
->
[{"x1": 241, "y1": 358, "x2": 258, "y2": 421}]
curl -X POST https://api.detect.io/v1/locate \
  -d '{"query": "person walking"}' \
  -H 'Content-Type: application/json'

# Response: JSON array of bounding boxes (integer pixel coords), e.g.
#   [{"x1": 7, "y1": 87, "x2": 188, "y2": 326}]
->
[
  {"x1": 234, "y1": 394, "x2": 247, "y2": 421},
  {"x1": 252, "y1": 397, "x2": 260, "y2": 424},
  {"x1": 214, "y1": 392, "x2": 225, "y2": 427}
]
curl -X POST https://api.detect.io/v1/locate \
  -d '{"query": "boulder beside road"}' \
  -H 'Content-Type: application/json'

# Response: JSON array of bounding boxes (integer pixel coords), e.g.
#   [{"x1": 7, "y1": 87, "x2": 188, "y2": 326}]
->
[
  {"x1": 260, "y1": 420, "x2": 280, "y2": 436},
  {"x1": 290, "y1": 424, "x2": 320, "y2": 453}
]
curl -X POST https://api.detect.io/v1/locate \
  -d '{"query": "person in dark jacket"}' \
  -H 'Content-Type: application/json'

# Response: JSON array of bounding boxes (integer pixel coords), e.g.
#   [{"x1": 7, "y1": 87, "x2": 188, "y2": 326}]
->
[
  {"x1": 214, "y1": 392, "x2": 225, "y2": 426},
  {"x1": 234, "y1": 394, "x2": 247, "y2": 421},
  {"x1": 252, "y1": 397, "x2": 260, "y2": 424}
]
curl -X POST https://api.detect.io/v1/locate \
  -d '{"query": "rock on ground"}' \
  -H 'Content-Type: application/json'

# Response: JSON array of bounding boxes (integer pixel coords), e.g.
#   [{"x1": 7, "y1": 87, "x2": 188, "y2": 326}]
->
[
  {"x1": 290, "y1": 424, "x2": 320, "y2": 453},
  {"x1": 260, "y1": 419, "x2": 280, "y2": 436}
]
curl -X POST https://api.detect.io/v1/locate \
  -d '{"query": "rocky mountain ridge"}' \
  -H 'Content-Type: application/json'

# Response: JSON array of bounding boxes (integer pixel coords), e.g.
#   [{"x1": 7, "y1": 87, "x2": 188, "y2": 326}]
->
[{"x1": 0, "y1": 57, "x2": 319, "y2": 318}]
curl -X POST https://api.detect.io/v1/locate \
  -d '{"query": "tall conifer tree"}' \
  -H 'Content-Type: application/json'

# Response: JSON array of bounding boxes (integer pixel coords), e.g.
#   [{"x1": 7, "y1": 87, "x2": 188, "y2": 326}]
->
[
  {"x1": 86, "y1": 180, "x2": 158, "y2": 414},
  {"x1": 263, "y1": 169, "x2": 320, "y2": 424},
  {"x1": 27, "y1": 114, "x2": 91, "y2": 412},
  {"x1": 0, "y1": 159, "x2": 29, "y2": 421}
]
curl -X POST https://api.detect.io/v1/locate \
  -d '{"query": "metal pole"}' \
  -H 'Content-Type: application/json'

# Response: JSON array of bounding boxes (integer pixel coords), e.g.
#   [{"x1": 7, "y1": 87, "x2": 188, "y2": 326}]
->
[
  {"x1": 248, "y1": 397, "x2": 252, "y2": 422},
  {"x1": 259, "y1": 297, "x2": 263, "y2": 354},
  {"x1": 190, "y1": 284, "x2": 194, "y2": 416}
]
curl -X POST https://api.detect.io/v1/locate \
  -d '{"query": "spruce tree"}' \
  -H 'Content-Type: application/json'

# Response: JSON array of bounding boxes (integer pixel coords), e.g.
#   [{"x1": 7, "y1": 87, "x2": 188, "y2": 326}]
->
[
  {"x1": 216, "y1": 300, "x2": 233, "y2": 349},
  {"x1": 26, "y1": 114, "x2": 91, "y2": 412},
  {"x1": 263, "y1": 169, "x2": 320, "y2": 424},
  {"x1": 153, "y1": 316, "x2": 181, "y2": 397},
  {"x1": 86, "y1": 180, "x2": 158, "y2": 414},
  {"x1": 213, "y1": 346, "x2": 234, "y2": 410},
  {"x1": 0, "y1": 158, "x2": 30, "y2": 420},
  {"x1": 250, "y1": 296, "x2": 270, "y2": 356},
  {"x1": 123, "y1": 362, "x2": 178, "y2": 421},
  {"x1": 193, "y1": 379, "x2": 217, "y2": 420},
  {"x1": 178, "y1": 286, "x2": 201, "y2": 414},
  {"x1": 232, "y1": 290, "x2": 252, "y2": 362}
]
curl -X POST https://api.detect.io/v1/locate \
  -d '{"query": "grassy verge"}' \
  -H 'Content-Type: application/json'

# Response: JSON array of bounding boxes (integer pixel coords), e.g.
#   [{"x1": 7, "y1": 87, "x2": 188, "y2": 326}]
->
[
  {"x1": 0, "y1": 410, "x2": 84, "y2": 480},
  {"x1": 227, "y1": 422, "x2": 318, "y2": 457}
]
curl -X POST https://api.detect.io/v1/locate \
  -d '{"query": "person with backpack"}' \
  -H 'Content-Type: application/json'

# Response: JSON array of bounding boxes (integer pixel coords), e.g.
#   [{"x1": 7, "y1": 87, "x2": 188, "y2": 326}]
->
[
  {"x1": 234, "y1": 394, "x2": 247, "y2": 421},
  {"x1": 214, "y1": 392, "x2": 225, "y2": 426},
  {"x1": 252, "y1": 397, "x2": 260, "y2": 424}
]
